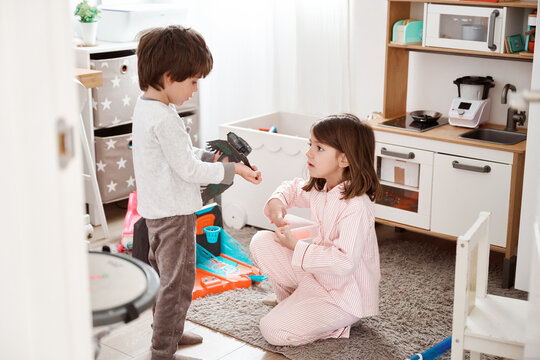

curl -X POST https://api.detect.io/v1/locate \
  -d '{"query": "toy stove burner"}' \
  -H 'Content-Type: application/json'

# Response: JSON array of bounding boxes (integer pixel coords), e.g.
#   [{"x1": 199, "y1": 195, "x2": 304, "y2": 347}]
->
[{"x1": 378, "y1": 114, "x2": 449, "y2": 132}]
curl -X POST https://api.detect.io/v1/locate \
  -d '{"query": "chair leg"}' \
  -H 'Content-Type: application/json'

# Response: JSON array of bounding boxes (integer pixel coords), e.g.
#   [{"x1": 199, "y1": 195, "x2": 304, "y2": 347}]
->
[{"x1": 469, "y1": 351, "x2": 481, "y2": 360}]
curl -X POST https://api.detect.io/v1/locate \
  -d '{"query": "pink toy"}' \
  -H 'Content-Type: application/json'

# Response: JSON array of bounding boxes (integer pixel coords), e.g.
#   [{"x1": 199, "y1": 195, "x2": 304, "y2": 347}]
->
[
  {"x1": 290, "y1": 223, "x2": 319, "y2": 242},
  {"x1": 119, "y1": 191, "x2": 141, "y2": 253}
]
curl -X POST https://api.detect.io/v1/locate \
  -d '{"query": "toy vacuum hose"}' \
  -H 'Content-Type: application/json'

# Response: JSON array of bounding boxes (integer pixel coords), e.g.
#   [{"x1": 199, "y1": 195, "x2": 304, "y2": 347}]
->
[{"x1": 408, "y1": 337, "x2": 452, "y2": 360}]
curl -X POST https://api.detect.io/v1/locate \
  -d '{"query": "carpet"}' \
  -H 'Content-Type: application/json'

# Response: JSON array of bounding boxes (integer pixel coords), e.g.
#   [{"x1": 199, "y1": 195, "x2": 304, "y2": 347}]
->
[{"x1": 186, "y1": 224, "x2": 527, "y2": 360}]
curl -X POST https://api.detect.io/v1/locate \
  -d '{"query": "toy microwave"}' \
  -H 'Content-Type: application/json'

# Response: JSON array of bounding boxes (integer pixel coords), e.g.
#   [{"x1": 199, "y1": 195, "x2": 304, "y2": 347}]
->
[{"x1": 423, "y1": 4, "x2": 523, "y2": 53}]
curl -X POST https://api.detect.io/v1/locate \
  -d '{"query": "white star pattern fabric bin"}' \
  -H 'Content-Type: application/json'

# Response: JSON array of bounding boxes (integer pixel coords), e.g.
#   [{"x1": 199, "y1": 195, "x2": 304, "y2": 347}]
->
[
  {"x1": 94, "y1": 123, "x2": 136, "y2": 203},
  {"x1": 90, "y1": 52, "x2": 140, "y2": 129}
]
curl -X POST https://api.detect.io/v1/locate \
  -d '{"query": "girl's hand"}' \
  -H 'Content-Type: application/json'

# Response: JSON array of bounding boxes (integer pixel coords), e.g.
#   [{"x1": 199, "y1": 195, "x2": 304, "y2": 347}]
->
[
  {"x1": 234, "y1": 163, "x2": 262, "y2": 184},
  {"x1": 267, "y1": 198, "x2": 287, "y2": 227},
  {"x1": 213, "y1": 151, "x2": 228, "y2": 162},
  {"x1": 274, "y1": 226, "x2": 298, "y2": 251}
]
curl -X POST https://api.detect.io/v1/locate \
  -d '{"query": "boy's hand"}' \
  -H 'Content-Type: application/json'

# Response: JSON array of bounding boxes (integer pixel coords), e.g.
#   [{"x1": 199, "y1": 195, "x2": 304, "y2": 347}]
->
[
  {"x1": 234, "y1": 163, "x2": 262, "y2": 184},
  {"x1": 213, "y1": 151, "x2": 228, "y2": 163},
  {"x1": 274, "y1": 226, "x2": 298, "y2": 251},
  {"x1": 267, "y1": 198, "x2": 287, "y2": 227}
]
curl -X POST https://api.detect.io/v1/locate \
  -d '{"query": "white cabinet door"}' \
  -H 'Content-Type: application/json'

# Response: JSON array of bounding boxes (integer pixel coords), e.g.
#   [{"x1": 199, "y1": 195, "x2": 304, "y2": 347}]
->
[{"x1": 431, "y1": 153, "x2": 511, "y2": 247}]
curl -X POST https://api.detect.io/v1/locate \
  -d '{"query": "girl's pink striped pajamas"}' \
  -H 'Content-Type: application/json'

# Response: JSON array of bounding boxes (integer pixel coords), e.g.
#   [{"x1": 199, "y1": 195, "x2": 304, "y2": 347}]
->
[{"x1": 250, "y1": 177, "x2": 381, "y2": 346}]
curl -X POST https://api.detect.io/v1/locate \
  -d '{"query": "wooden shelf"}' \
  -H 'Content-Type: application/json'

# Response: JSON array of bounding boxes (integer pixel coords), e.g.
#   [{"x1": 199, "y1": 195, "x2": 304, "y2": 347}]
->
[
  {"x1": 74, "y1": 68, "x2": 103, "y2": 89},
  {"x1": 389, "y1": 0, "x2": 537, "y2": 8},
  {"x1": 387, "y1": 43, "x2": 534, "y2": 61}
]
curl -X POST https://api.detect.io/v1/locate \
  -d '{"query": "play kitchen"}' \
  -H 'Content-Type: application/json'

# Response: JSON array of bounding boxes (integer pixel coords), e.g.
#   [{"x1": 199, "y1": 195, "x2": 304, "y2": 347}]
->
[
  {"x1": 380, "y1": 0, "x2": 532, "y2": 288},
  {"x1": 374, "y1": 74, "x2": 527, "y2": 232}
]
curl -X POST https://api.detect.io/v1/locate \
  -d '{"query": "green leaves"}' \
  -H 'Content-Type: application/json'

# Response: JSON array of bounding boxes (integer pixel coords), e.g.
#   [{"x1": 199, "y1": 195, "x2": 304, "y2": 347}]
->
[{"x1": 74, "y1": 0, "x2": 100, "y2": 23}]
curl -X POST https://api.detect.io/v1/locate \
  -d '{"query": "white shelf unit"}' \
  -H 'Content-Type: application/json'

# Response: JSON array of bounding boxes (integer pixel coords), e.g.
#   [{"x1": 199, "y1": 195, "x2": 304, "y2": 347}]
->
[{"x1": 75, "y1": 42, "x2": 138, "y2": 225}]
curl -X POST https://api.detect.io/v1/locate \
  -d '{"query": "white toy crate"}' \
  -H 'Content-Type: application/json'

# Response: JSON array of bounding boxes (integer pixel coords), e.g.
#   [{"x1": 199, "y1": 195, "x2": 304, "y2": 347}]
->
[{"x1": 219, "y1": 112, "x2": 318, "y2": 230}]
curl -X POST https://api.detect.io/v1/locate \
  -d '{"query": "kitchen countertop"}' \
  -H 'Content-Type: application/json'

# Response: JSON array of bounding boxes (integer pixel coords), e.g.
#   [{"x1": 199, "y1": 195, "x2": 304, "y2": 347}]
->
[{"x1": 367, "y1": 116, "x2": 527, "y2": 154}]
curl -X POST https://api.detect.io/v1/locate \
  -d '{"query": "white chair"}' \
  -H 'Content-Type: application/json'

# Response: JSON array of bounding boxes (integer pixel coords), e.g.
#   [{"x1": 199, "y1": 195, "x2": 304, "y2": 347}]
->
[
  {"x1": 74, "y1": 79, "x2": 109, "y2": 239},
  {"x1": 451, "y1": 211, "x2": 528, "y2": 360}
]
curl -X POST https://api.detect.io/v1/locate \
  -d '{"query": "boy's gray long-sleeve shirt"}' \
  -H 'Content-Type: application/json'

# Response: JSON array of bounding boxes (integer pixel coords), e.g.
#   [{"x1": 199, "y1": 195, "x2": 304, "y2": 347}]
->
[{"x1": 132, "y1": 97, "x2": 234, "y2": 219}]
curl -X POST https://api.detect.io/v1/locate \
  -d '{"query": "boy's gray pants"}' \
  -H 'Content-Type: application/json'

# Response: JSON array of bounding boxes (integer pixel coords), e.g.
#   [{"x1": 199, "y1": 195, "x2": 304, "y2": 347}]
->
[{"x1": 146, "y1": 214, "x2": 197, "y2": 360}]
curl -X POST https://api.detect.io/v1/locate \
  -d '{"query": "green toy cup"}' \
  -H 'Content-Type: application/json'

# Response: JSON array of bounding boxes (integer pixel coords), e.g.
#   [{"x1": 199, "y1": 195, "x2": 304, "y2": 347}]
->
[{"x1": 203, "y1": 226, "x2": 221, "y2": 244}]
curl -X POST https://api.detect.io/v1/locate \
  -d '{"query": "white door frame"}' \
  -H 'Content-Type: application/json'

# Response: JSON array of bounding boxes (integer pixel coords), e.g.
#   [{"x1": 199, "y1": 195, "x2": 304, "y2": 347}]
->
[{"x1": 0, "y1": 1, "x2": 93, "y2": 359}]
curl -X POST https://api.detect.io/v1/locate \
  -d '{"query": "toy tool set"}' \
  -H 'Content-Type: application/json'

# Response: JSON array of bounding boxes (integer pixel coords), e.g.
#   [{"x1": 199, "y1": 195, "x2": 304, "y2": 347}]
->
[{"x1": 120, "y1": 191, "x2": 266, "y2": 300}]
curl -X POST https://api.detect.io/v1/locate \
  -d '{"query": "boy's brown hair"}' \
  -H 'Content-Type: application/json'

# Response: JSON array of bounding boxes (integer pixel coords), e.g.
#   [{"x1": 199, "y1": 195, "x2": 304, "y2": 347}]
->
[
  {"x1": 136, "y1": 25, "x2": 213, "y2": 91},
  {"x1": 302, "y1": 113, "x2": 383, "y2": 201}
]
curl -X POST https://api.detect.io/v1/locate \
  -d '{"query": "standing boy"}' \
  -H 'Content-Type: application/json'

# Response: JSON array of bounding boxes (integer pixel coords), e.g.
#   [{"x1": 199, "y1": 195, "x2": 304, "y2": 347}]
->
[{"x1": 132, "y1": 25, "x2": 262, "y2": 360}]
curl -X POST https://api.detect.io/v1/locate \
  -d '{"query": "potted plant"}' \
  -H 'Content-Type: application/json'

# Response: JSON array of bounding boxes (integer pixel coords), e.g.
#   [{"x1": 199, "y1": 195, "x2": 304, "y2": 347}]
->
[{"x1": 74, "y1": 0, "x2": 101, "y2": 46}]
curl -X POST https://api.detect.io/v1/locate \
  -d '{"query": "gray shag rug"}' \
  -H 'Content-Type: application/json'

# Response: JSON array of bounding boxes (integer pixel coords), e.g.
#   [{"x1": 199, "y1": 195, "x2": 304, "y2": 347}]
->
[{"x1": 186, "y1": 224, "x2": 527, "y2": 360}]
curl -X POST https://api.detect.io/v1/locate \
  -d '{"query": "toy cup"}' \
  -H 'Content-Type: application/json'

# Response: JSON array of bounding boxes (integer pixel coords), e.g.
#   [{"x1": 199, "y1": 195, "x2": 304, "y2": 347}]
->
[{"x1": 203, "y1": 226, "x2": 222, "y2": 244}]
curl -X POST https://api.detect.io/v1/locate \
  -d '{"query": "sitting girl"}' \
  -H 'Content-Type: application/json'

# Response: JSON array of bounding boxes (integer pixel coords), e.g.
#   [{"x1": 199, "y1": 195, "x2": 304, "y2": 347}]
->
[{"x1": 250, "y1": 113, "x2": 382, "y2": 346}]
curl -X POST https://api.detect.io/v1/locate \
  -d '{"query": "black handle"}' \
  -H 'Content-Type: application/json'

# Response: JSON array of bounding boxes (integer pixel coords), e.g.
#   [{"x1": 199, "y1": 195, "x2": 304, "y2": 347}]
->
[
  {"x1": 452, "y1": 160, "x2": 491, "y2": 173},
  {"x1": 381, "y1": 147, "x2": 415, "y2": 160}
]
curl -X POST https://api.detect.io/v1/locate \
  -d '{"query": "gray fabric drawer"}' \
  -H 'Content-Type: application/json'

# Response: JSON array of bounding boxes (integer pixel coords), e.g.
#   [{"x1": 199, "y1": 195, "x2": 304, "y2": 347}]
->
[
  {"x1": 94, "y1": 124, "x2": 136, "y2": 203},
  {"x1": 91, "y1": 53, "x2": 140, "y2": 129}
]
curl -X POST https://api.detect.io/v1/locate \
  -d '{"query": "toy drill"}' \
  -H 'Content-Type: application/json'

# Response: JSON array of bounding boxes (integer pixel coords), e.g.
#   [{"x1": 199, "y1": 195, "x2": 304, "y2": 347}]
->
[{"x1": 200, "y1": 132, "x2": 255, "y2": 204}]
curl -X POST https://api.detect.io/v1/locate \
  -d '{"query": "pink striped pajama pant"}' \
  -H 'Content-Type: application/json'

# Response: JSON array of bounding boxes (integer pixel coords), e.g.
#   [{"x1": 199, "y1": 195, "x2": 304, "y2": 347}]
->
[{"x1": 250, "y1": 228, "x2": 360, "y2": 346}]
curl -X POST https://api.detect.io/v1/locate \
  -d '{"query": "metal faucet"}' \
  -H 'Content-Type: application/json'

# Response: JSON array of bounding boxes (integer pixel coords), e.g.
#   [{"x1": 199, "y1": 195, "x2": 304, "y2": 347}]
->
[{"x1": 501, "y1": 84, "x2": 526, "y2": 132}]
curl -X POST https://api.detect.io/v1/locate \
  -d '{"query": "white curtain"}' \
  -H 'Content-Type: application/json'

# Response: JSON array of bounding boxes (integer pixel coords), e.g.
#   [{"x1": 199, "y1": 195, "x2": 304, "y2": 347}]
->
[
  {"x1": 274, "y1": 0, "x2": 351, "y2": 117},
  {"x1": 183, "y1": 0, "x2": 276, "y2": 143},
  {"x1": 182, "y1": 0, "x2": 352, "y2": 143}
]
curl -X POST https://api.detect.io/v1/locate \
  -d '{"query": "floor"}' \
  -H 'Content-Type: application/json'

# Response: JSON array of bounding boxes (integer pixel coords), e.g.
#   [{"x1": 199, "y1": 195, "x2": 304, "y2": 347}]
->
[{"x1": 89, "y1": 200, "x2": 287, "y2": 360}]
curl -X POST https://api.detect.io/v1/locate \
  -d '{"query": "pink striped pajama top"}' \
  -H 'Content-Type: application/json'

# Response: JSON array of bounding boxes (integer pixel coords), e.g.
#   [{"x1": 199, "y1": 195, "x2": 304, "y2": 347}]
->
[{"x1": 264, "y1": 177, "x2": 381, "y2": 318}]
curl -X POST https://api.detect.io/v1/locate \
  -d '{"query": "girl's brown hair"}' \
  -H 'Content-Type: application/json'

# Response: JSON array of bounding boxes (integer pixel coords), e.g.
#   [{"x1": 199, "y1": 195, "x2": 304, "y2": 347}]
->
[
  {"x1": 136, "y1": 25, "x2": 213, "y2": 91},
  {"x1": 302, "y1": 113, "x2": 382, "y2": 201}
]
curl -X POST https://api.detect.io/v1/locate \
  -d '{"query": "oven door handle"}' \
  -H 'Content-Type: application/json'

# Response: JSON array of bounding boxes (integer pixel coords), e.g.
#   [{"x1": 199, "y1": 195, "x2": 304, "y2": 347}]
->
[
  {"x1": 452, "y1": 160, "x2": 491, "y2": 173},
  {"x1": 487, "y1": 10, "x2": 499, "y2": 51},
  {"x1": 381, "y1": 147, "x2": 415, "y2": 160}
]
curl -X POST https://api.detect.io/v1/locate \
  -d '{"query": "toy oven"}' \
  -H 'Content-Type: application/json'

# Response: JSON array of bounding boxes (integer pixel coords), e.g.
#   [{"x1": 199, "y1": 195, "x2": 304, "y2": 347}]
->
[{"x1": 374, "y1": 143, "x2": 433, "y2": 230}]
